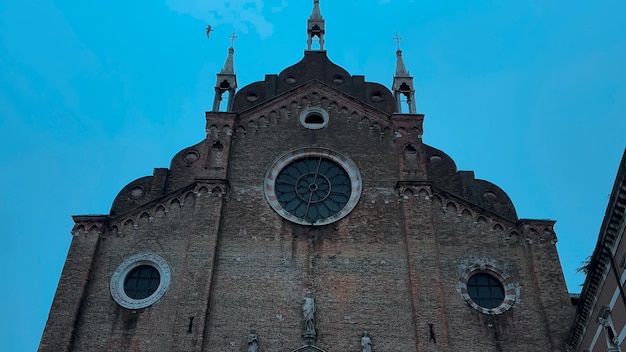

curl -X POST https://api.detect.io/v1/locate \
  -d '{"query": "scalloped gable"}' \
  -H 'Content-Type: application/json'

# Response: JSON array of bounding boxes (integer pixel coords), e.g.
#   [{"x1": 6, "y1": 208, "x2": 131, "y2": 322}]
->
[
  {"x1": 416, "y1": 144, "x2": 518, "y2": 221},
  {"x1": 232, "y1": 50, "x2": 395, "y2": 114},
  {"x1": 110, "y1": 87, "x2": 518, "y2": 223},
  {"x1": 109, "y1": 138, "x2": 227, "y2": 217}
]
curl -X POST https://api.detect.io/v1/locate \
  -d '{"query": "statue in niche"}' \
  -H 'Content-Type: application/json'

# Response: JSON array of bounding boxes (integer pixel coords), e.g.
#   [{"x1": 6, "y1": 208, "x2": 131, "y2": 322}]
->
[
  {"x1": 361, "y1": 331, "x2": 372, "y2": 352},
  {"x1": 247, "y1": 329, "x2": 258, "y2": 352},
  {"x1": 302, "y1": 292, "x2": 316, "y2": 336}
]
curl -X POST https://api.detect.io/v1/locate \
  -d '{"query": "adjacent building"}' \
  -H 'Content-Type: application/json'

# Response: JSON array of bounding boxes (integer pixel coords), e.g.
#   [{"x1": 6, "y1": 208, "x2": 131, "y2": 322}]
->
[{"x1": 569, "y1": 150, "x2": 626, "y2": 352}]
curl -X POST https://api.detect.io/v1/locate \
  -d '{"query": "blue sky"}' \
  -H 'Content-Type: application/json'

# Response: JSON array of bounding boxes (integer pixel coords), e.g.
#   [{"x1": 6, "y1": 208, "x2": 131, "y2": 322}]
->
[{"x1": 1, "y1": 1, "x2": 625, "y2": 351}]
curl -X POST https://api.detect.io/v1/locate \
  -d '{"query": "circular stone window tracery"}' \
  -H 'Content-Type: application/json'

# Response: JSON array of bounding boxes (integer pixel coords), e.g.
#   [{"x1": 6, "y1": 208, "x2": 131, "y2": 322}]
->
[
  {"x1": 458, "y1": 263, "x2": 517, "y2": 314},
  {"x1": 264, "y1": 147, "x2": 362, "y2": 226},
  {"x1": 110, "y1": 253, "x2": 171, "y2": 309}
]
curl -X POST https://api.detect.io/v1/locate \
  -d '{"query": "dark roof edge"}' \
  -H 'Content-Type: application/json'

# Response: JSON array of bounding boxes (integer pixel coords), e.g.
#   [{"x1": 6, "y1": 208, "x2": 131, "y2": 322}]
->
[{"x1": 568, "y1": 148, "x2": 626, "y2": 349}]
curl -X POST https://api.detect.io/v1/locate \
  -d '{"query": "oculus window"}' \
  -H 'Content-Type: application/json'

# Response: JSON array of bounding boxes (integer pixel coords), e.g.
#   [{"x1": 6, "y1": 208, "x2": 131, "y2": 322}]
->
[
  {"x1": 458, "y1": 261, "x2": 518, "y2": 315},
  {"x1": 300, "y1": 106, "x2": 329, "y2": 129},
  {"x1": 110, "y1": 253, "x2": 171, "y2": 309}
]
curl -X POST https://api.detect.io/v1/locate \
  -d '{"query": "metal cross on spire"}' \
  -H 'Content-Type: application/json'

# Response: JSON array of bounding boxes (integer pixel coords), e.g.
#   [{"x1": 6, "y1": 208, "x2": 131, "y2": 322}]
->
[
  {"x1": 393, "y1": 32, "x2": 403, "y2": 50},
  {"x1": 228, "y1": 31, "x2": 238, "y2": 47}
]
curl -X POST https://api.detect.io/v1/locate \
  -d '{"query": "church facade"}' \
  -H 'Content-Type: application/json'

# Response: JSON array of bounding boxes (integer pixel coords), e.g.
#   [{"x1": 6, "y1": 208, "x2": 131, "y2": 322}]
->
[{"x1": 39, "y1": 2, "x2": 575, "y2": 351}]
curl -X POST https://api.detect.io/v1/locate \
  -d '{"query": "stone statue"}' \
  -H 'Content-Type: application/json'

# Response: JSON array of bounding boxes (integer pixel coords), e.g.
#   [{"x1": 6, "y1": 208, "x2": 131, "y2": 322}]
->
[
  {"x1": 361, "y1": 331, "x2": 372, "y2": 352},
  {"x1": 247, "y1": 329, "x2": 258, "y2": 352},
  {"x1": 302, "y1": 293, "x2": 316, "y2": 335}
]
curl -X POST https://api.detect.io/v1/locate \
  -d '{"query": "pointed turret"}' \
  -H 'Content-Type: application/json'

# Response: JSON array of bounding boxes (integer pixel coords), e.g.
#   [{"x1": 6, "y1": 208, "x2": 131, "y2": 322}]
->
[
  {"x1": 212, "y1": 34, "x2": 238, "y2": 112},
  {"x1": 307, "y1": 0, "x2": 325, "y2": 50},
  {"x1": 392, "y1": 34, "x2": 417, "y2": 114},
  {"x1": 221, "y1": 47, "x2": 235, "y2": 75},
  {"x1": 395, "y1": 49, "x2": 409, "y2": 77}
]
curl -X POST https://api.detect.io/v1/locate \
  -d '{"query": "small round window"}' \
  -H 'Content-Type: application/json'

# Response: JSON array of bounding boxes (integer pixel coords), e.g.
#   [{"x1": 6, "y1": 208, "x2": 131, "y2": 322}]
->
[
  {"x1": 300, "y1": 106, "x2": 329, "y2": 130},
  {"x1": 110, "y1": 253, "x2": 171, "y2": 309},
  {"x1": 458, "y1": 263, "x2": 517, "y2": 315},
  {"x1": 467, "y1": 273, "x2": 505, "y2": 309}
]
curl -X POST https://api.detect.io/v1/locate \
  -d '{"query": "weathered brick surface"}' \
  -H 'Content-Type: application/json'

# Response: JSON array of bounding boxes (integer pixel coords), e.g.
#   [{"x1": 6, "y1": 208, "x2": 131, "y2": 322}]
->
[
  {"x1": 39, "y1": 224, "x2": 100, "y2": 352},
  {"x1": 40, "y1": 51, "x2": 573, "y2": 352}
]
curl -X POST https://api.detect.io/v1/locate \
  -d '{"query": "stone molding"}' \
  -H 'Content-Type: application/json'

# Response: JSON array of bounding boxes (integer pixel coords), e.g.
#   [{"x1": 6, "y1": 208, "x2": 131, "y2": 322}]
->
[
  {"x1": 396, "y1": 181, "x2": 556, "y2": 246},
  {"x1": 71, "y1": 180, "x2": 228, "y2": 237},
  {"x1": 457, "y1": 257, "x2": 520, "y2": 315},
  {"x1": 569, "y1": 151, "x2": 626, "y2": 350}
]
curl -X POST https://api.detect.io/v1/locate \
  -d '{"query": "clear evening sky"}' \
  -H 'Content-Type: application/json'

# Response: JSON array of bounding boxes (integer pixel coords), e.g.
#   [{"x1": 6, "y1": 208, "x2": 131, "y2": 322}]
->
[{"x1": 1, "y1": 1, "x2": 625, "y2": 351}]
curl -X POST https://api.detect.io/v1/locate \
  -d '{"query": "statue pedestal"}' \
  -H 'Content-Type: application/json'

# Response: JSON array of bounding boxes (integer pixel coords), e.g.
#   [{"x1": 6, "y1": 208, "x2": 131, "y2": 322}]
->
[{"x1": 302, "y1": 330, "x2": 316, "y2": 346}]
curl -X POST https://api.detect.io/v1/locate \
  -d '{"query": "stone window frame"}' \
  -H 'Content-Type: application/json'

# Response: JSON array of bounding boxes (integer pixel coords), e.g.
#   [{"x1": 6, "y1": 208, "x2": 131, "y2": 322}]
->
[
  {"x1": 598, "y1": 306, "x2": 620, "y2": 347},
  {"x1": 110, "y1": 253, "x2": 171, "y2": 309},
  {"x1": 458, "y1": 263, "x2": 517, "y2": 315},
  {"x1": 264, "y1": 147, "x2": 362, "y2": 226},
  {"x1": 299, "y1": 106, "x2": 330, "y2": 130}
]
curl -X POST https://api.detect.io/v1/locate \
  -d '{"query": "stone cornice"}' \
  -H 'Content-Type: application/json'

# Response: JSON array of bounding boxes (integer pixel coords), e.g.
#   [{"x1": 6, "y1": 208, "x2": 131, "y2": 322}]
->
[
  {"x1": 71, "y1": 179, "x2": 228, "y2": 236},
  {"x1": 71, "y1": 215, "x2": 109, "y2": 236},
  {"x1": 397, "y1": 181, "x2": 556, "y2": 245}
]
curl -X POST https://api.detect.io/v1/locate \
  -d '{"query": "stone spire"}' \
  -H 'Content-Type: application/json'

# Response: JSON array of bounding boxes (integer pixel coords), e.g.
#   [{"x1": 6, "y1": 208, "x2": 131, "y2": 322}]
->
[
  {"x1": 220, "y1": 47, "x2": 235, "y2": 75},
  {"x1": 307, "y1": 0, "x2": 325, "y2": 50},
  {"x1": 392, "y1": 33, "x2": 417, "y2": 114},
  {"x1": 310, "y1": 0, "x2": 322, "y2": 19},
  {"x1": 395, "y1": 49, "x2": 409, "y2": 77},
  {"x1": 212, "y1": 33, "x2": 238, "y2": 112}
]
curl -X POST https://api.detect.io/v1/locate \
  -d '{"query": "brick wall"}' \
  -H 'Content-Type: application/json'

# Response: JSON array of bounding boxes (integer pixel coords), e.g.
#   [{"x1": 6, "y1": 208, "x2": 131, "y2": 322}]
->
[{"x1": 40, "y1": 56, "x2": 573, "y2": 352}]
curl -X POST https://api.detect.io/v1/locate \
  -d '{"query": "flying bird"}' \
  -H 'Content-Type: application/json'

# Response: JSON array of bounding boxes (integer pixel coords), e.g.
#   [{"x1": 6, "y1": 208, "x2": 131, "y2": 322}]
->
[{"x1": 206, "y1": 25, "x2": 213, "y2": 39}]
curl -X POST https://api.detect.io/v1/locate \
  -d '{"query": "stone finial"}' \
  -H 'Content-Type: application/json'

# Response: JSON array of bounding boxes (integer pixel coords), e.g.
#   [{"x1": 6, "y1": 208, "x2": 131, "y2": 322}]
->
[
  {"x1": 393, "y1": 32, "x2": 402, "y2": 49},
  {"x1": 228, "y1": 31, "x2": 238, "y2": 48}
]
